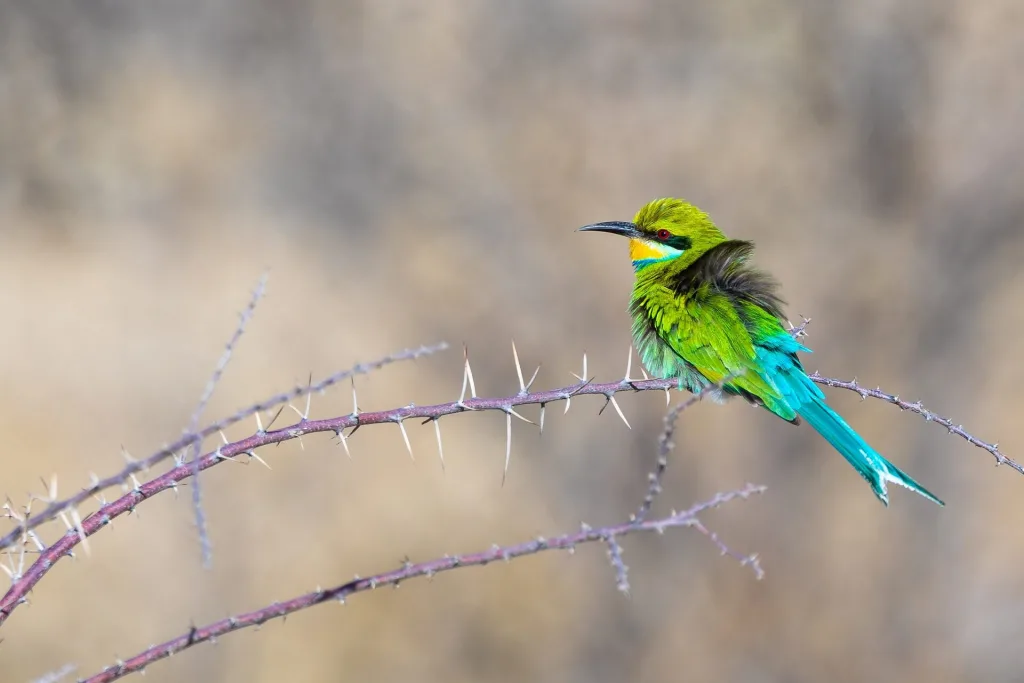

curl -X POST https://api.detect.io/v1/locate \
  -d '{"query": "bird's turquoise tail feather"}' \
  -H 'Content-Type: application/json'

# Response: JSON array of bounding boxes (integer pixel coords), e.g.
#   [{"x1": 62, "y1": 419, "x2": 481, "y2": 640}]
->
[{"x1": 796, "y1": 394, "x2": 944, "y2": 506}]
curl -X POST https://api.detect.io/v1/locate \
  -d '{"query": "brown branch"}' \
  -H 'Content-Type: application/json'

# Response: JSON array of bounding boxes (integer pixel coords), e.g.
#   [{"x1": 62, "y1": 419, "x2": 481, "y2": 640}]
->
[
  {"x1": 78, "y1": 484, "x2": 766, "y2": 683},
  {"x1": 0, "y1": 343, "x2": 448, "y2": 556},
  {"x1": 0, "y1": 361, "x2": 1014, "y2": 626},
  {"x1": 808, "y1": 372, "x2": 1021, "y2": 474},
  {"x1": 0, "y1": 374, "x2": 680, "y2": 625},
  {"x1": 634, "y1": 382, "x2": 732, "y2": 523}
]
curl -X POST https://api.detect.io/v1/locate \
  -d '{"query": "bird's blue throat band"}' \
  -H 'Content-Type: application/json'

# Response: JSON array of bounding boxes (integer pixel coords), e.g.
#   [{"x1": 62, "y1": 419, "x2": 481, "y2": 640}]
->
[{"x1": 633, "y1": 254, "x2": 681, "y2": 271}]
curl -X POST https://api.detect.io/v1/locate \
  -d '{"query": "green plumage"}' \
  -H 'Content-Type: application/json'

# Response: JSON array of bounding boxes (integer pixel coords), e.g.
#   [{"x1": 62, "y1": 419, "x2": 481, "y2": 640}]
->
[{"x1": 580, "y1": 198, "x2": 942, "y2": 506}]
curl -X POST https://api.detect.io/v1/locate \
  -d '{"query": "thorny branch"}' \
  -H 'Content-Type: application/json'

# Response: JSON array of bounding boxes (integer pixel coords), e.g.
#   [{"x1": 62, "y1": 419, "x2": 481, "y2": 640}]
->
[
  {"x1": 0, "y1": 343, "x2": 448, "y2": 556},
  {"x1": 636, "y1": 395, "x2": 703, "y2": 523},
  {"x1": 808, "y1": 373, "x2": 1021, "y2": 474},
  {"x1": 0, "y1": 304, "x2": 1015, "y2": 682},
  {"x1": 73, "y1": 340, "x2": 761, "y2": 681},
  {"x1": 1, "y1": 339, "x2": 1018, "y2": 627},
  {"x1": 78, "y1": 484, "x2": 766, "y2": 683}
]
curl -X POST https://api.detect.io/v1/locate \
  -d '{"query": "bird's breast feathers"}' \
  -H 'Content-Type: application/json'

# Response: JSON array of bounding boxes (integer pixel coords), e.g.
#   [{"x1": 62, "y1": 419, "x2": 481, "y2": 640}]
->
[{"x1": 629, "y1": 289, "x2": 711, "y2": 392}]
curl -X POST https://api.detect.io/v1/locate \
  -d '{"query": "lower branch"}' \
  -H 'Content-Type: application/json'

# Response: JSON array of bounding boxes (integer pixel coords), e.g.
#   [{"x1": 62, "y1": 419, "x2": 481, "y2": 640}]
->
[{"x1": 79, "y1": 484, "x2": 765, "y2": 683}]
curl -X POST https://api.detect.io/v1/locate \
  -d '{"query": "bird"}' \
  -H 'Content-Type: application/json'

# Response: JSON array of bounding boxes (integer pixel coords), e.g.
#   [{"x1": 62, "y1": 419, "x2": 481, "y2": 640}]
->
[{"x1": 579, "y1": 198, "x2": 942, "y2": 506}]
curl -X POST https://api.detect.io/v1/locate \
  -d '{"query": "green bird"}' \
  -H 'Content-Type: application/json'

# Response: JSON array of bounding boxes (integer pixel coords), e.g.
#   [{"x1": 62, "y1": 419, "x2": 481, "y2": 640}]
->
[{"x1": 580, "y1": 198, "x2": 942, "y2": 506}]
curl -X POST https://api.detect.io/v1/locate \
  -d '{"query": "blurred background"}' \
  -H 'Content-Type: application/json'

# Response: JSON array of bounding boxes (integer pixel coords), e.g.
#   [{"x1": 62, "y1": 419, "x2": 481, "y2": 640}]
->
[{"x1": 1, "y1": 1, "x2": 1023, "y2": 681}]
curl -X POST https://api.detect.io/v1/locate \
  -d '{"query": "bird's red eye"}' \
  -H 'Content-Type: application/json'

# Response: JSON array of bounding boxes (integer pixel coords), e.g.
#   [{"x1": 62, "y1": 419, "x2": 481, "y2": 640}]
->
[{"x1": 656, "y1": 229, "x2": 671, "y2": 241}]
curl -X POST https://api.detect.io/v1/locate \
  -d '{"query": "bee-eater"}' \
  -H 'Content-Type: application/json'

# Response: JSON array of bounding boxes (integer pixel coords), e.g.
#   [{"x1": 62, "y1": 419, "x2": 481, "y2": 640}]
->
[{"x1": 580, "y1": 198, "x2": 942, "y2": 506}]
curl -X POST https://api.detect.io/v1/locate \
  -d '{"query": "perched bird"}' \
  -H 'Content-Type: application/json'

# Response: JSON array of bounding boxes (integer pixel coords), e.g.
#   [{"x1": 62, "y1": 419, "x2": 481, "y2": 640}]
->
[{"x1": 579, "y1": 198, "x2": 942, "y2": 506}]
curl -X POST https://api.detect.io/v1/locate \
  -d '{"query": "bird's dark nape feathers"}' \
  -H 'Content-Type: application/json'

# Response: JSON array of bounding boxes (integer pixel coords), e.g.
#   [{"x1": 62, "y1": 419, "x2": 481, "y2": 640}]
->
[{"x1": 671, "y1": 240, "x2": 786, "y2": 319}]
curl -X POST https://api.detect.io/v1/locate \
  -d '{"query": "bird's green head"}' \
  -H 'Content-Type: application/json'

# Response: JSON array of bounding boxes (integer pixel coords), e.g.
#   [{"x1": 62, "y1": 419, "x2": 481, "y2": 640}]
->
[{"x1": 579, "y1": 198, "x2": 728, "y2": 271}]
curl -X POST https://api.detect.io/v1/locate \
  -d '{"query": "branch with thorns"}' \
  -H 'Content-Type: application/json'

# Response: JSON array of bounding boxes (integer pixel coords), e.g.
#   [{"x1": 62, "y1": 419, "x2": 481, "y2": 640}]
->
[
  {"x1": 1, "y1": 322, "x2": 1019, "y2": 627},
  {"x1": 0, "y1": 344, "x2": 449, "y2": 557},
  {"x1": 2, "y1": 280, "x2": 1018, "y2": 683},
  {"x1": 3, "y1": 308, "x2": 1013, "y2": 565},
  {"x1": 15, "y1": 329, "x2": 766, "y2": 681},
  {"x1": 77, "y1": 453, "x2": 763, "y2": 683}
]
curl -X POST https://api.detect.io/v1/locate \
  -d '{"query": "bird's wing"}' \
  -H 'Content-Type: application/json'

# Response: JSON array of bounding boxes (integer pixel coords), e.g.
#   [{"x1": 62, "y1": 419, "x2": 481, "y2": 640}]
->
[{"x1": 657, "y1": 287, "x2": 798, "y2": 420}]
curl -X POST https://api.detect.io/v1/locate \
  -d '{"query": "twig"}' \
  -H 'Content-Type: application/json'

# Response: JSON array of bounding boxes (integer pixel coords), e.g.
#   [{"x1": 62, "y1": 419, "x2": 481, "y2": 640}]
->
[
  {"x1": 78, "y1": 485, "x2": 765, "y2": 683},
  {"x1": 634, "y1": 376, "x2": 737, "y2": 523},
  {"x1": 29, "y1": 663, "x2": 76, "y2": 683},
  {"x1": 187, "y1": 274, "x2": 267, "y2": 567},
  {"x1": 604, "y1": 537, "x2": 630, "y2": 594}
]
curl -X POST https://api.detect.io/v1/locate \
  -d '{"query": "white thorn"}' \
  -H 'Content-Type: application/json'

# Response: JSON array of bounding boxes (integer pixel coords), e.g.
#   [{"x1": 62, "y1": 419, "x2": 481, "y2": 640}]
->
[
  {"x1": 351, "y1": 377, "x2": 360, "y2": 415},
  {"x1": 464, "y1": 347, "x2": 478, "y2": 398},
  {"x1": 219, "y1": 431, "x2": 230, "y2": 445},
  {"x1": 433, "y1": 420, "x2": 445, "y2": 471},
  {"x1": 28, "y1": 531, "x2": 45, "y2": 551},
  {"x1": 70, "y1": 507, "x2": 91, "y2": 556},
  {"x1": 564, "y1": 396, "x2": 572, "y2": 414},
  {"x1": 508, "y1": 406, "x2": 534, "y2": 425},
  {"x1": 641, "y1": 367, "x2": 649, "y2": 381},
  {"x1": 215, "y1": 448, "x2": 241, "y2": 464},
  {"x1": 503, "y1": 411, "x2": 512, "y2": 485},
  {"x1": 338, "y1": 429, "x2": 352, "y2": 458},
  {"x1": 665, "y1": 388, "x2": 671, "y2": 405},
  {"x1": 398, "y1": 421, "x2": 414, "y2": 460},
  {"x1": 254, "y1": 411, "x2": 265, "y2": 433},
  {"x1": 526, "y1": 365, "x2": 541, "y2": 390},
  {"x1": 609, "y1": 396, "x2": 631, "y2": 430},
  {"x1": 304, "y1": 379, "x2": 313, "y2": 419},
  {"x1": 459, "y1": 347, "x2": 470, "y2": 403},
  {"x1": 571, "y1": 352, "x2": 588, "y2": 383},
  {"x1": 250, "y1": 450, "x2": 271, "y2": 469},
  {"x1": 625, "y1": 347, "x2": 633, "y2": 381},
  {"x1": 539, "y1": 404, "x2": 546, "y2": 434},
  {"x1": 512, "y1": 340, "x2": 526, "y2": 393}
]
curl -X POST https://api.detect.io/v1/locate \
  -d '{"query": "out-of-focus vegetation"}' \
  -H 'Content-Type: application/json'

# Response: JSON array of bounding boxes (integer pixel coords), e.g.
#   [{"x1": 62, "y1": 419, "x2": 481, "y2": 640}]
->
[{"x1": 2, "y1": 2, "x2": 1023, "y2": 681}]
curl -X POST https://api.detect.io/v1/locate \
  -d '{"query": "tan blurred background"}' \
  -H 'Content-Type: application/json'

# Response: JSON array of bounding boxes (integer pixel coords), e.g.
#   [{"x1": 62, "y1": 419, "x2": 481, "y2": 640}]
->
[{"x1": 2, "y1": 1, "x2": 1024, "y2": 681}]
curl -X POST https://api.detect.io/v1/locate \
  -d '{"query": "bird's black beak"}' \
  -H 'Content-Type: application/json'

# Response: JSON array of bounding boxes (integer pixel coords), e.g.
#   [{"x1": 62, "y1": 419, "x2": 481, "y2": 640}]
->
[{"x1": 577, "y1": 221, "x2": 642, "y2": 238}]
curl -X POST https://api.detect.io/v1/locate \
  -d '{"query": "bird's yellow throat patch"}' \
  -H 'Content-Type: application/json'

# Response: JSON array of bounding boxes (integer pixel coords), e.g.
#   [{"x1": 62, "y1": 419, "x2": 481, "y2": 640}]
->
[{"x1": 629, "y1": 239, "x2": 675, "y2": 263}]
